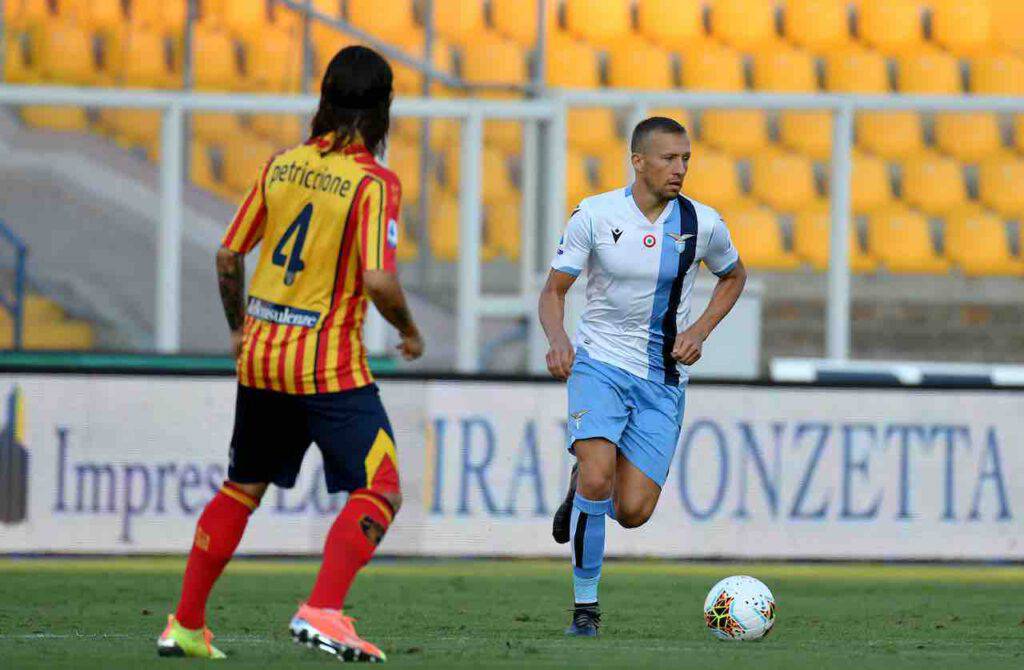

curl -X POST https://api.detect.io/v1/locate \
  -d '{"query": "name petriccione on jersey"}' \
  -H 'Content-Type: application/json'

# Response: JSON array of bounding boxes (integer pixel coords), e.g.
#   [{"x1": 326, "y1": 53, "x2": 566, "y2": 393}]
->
[
  {"x1": 551, "y1": 186, "x2": 739, "y2": 386},
  {"x1": 221, "y1": 136, "x2": 401, "y2": 395}
]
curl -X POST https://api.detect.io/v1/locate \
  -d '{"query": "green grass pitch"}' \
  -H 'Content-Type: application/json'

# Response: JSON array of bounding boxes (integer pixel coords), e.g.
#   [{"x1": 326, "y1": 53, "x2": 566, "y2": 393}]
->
[{"x1": 1, "y1": 558, "x2": 1022, "y2": 669}]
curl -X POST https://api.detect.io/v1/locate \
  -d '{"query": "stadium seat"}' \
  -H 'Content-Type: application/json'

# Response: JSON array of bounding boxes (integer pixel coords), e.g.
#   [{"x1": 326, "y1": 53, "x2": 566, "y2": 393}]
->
[
  {"x1": 564, "y1": 0, "x2": 632, "y2": 46},
  {"x1": 390, "y1": 36, "x2": 454, "y2": 96},
  {"x1": 783, "y1": 0, "x2": 852, "y2": 52},
  {"x1": 429, "y1": 193, "x2": 460, "y2": 262},
  {"x1": 461, "y1": 34, "x2": 528, "y2": 88},
  {"x1": 546, "y1": 35, "x2": 601, "y2": 89},
  {"x1": 346, "y1": 0, "x2": 417, "y2": 41},
  {"x1": 752, "y1": 48, "x2": 818, "y2": 92},
  {"x1": 897, "y1": 51, "x2": 962, "y2": 95},
  {"x1": 223, "y1": 137, "x2": 278, "y2": 194},
  {"x1": 851, "y1": 151, "x2": 893, "y2": 215},
  {"x1": 222, "y1": 0, "x2": 269, "y2": 36},
  {"x1": 431, "y1": 0, "x2": 486, "y2": 45},
  {"x1": 247, "y1": 26, "x2": 303, "y2": 92},
  {"x1": 778, "y1": 112, "x2": 832, "y2": 160},
  {"x1": 395, "y1": 215, "x2": 418, "y2": 263},
  {"x1": 20, "y1": 106, "x2": 90, "y2": 132},
  {"x1": 385, "y1": 138, "x2": 423, "y2": 203},
  {"x1": 857, "y1": 0, "x2": 926, "y2": 55},
  {"x1": 485, "y1": 198, "x2": 522, "y2": 261},
  {"x1": 648, "y1": 108, "x2": 694, "y2": 133},
  {"x1": 101, "y1": 109, "x2": 162, "y2": 153},
  {"x1": 311, "y1": 28, "x2": 355, "y2": 79},
  {"x1": 595, "y1": 151, "x2": 630, "y2": 192},
  {"x1": 979, "y1": 156, "x2": 1024, "y2": 219},
  {"x1": 568, "y1": 109, "x2": 619, "y2": 154},
  {"x1": 636, "y1": 0, "x2": 705, "y2": 48},
  {"x1": 190, "y1": 139, "x2": 222, "y2": 194},
  {"x1": 132, "y1": 2, "x2": 187, "y2": 33},
  {"x1": 750, "y1": 150, "x2": 817, "y2": 213},
  {"x1": 443, "y1": 144, "x2": 517, "y2": 205},
  {"x1": 491, "y1": 0, "x2": 557, "y2": 46},
  {"x1": 867, "y1": 206, "x2": 949, "y2": 273},
  {"x1": 193, "y1": 24, "x2": 240, "y2": 90},
  {"x1": 701, "y1": 110, "x2": 770, "y2": 155},
  {"x1": 945, "y1": 209, "x2": 1024, "y2": 277},
  {"x1": 900, "y1": 152, "x2": 968, "y2": 217},
  {"x1": 933, "y1": 113, "x2": 1003, "y2": 163},
  {"x1": 85, "y1": 0, "x2": 126, "y2": 33},
  {"x1": 117, "y1": 28, "x2": 176, "y2": 88},
  {"x1": 856, "y1": 112, "x2": 925, "y2": 159},
  {"x1": 793, "y1": 206, "x2": 878, "y2": 272},
  {"x1": 709, "y1": 0, "x2": 780, "y2": 51},
  {"x1": 607, "y1": 41, "x2": 676, "y2": 90},
  {"x1": 719, "y1": 204, "x2": 802, "y2": 271},
  {"x1": 193, "y1": 113, "x2": 244, "y2": 144},
  {"x1": 990, "y1": 0, "x2": 1024, "y2": 54},
  {"x1": 566, "y1": 149, "x2": 592, "y2": 208},
  {"x1": 680, "y1": 45, "x2": 745, "y2": 91},
  {"x1": 37, "y1": 20, "x2": 97, "y2": 84},
  {"x1": 930, "y1": 0, "x2": 993, "y2": 56},
  {"x1": 249, "y1": 113, "x2": 305, "y2": 148},
  {"x1": 682, "y1": 149, "x2": 742, "y2": 208},
  {"x1": 4, "y1": 33, "x2": 33, "y2": 83},
  {"x1": 824, "y1": 48, "x2": 889, "y2": 92},
  {"x1": 970, "y1": 54, "x2": 1024, "y2": 95}
]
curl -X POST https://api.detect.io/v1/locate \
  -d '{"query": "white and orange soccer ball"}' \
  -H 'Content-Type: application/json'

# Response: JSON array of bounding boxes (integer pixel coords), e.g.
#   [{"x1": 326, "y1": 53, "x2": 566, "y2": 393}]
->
[{"x1": 703, "y1": 575, "x2": 776, "y2": 641}]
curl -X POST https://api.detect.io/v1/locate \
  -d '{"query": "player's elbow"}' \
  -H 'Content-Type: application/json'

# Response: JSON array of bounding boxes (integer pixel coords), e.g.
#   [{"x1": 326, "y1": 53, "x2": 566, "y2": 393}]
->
[
  {"x1": 216, "y1": 246, "x2": 241, "y2": 269},
  {"x1": 363, "y1": 270, "x2": 399, "y2": 304}
]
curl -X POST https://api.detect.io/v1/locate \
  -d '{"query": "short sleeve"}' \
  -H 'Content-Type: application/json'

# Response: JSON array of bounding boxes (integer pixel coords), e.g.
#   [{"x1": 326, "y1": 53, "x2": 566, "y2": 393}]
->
[
  {"x1": 549, "y1": 206, "x2": 593, "y2": 277},
  {"x1": 358, "y1": 172, "x2": 401, "y2": 273},
  {"x1": 221, "y1": 176, "x2": 269, "y2": 254},
  {"x1": 704, "y1": 212, "x2": 740, "y2": 276}
]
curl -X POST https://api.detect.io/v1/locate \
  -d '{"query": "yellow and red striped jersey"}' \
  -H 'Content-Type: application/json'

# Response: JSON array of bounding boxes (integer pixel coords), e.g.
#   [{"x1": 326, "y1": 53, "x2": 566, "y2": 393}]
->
[{"x1": 221, "y1": 136, "x2": 401, "y2": 395}]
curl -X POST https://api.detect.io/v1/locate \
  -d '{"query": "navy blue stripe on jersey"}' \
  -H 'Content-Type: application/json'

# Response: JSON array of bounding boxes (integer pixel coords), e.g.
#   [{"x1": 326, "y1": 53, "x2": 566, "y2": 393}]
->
[
  {"x1": 659, "y1": 196, "x2": 699, "y2": 385},
  {"x1": 644, "y1": 200, "x2": 681, "y2": 383}
]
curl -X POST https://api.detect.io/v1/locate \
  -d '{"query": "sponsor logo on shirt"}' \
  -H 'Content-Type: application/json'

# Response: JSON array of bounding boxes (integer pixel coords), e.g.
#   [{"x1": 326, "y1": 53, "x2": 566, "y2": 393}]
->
[
  {"x1": 246, "y1": 297, "x2": 320, "y2": 328},
  {"x1": 611, "y1": 228, "x2": 623, "y2": 243}
]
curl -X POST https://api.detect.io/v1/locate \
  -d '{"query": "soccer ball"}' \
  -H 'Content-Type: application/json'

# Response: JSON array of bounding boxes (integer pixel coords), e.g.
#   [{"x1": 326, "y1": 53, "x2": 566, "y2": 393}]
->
[{"x1": 703, "y1": 575, "x2": 776, "y2": 641}]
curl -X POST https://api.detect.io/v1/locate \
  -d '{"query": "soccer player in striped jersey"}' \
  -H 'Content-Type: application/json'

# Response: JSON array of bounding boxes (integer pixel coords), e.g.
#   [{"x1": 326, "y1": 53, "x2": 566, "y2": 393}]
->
[
  {"x1": 539, "y1": 117, "x2": 747, "y2": 636},
  {"x1": 158, "y1": 46, "x2": 422, "y2": 662}
]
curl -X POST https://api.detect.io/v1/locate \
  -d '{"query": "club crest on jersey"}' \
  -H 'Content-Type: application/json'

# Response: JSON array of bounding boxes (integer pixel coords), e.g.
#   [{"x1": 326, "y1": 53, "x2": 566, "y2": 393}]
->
[
  {"x1": 570, "y1": 409, "x2": 590, "y2": 430},
  {"x1": 642, "y1": 233, "x2": 657, "y2": 248},
  {"x1": 386, "y1": 218, "x2": 399, "y2": 248},
  {"x1": 667, "y1": 232, "x2": 694, "y2": 253}
]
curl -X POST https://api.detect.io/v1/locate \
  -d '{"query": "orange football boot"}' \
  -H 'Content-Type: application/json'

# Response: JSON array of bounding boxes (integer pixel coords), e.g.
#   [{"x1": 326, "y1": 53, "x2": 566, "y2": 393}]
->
[{"x1": 289, "y1": 603, "x2": 386, "y2": 663}]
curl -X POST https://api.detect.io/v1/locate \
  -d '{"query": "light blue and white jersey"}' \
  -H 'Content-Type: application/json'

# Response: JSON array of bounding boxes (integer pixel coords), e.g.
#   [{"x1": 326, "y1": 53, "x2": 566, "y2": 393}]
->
[{"x1": 551, "y1": 186, "x2": 739, "y2": 386}]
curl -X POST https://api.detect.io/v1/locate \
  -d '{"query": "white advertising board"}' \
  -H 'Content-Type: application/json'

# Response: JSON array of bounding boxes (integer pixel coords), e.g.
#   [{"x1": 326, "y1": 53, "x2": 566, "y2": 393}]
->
[{"x1": 0, "y1": 375, "x2": 1021, "y2": 560}]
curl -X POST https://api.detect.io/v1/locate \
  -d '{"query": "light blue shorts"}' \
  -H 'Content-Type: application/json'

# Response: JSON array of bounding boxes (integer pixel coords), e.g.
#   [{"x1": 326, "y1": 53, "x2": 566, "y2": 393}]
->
[{"x1": 566, "y1": 349, "x2": 686, "y2": 487}]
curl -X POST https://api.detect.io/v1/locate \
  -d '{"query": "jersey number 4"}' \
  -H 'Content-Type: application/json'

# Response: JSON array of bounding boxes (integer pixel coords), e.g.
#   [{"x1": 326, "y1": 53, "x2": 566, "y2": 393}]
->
[{"x1": 272, "y1": 203, "x2": 312, "y2": 286}]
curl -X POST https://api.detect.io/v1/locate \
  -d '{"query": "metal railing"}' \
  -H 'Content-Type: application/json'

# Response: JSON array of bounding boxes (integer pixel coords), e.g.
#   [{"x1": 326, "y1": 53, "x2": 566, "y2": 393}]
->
[{"x1": 0, "y1": 220, "x2": 27, "y2": 350}]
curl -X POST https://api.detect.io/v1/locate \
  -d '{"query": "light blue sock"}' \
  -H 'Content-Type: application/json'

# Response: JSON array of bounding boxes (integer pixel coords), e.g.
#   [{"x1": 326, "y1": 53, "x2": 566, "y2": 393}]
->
[{"x1": 570, "y1": 493, "x2": 609, "y2": 605}]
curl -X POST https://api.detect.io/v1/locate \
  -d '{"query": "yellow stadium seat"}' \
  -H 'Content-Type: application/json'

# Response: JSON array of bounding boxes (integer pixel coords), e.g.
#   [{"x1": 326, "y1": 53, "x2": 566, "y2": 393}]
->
[
  {"x1": 793, "y1": 205, "x2": 877, "y2": 272},
  {"x1": 752, "y1": 48, "x2": 818, "y2": 92},
  {"x1": 190, "y1": 140, "x2": 221, "y2": 193},
  {"x1": 429, "y1": 193, "x2": 460, "y2": 262},
  {"x1": 222, "y1": 0, "x2": 269, "y2": 35},
  {"x1": 970, "y1": 54, "x2": 1024, "y2": 94},
  {"x1": 462, "y1": 34, "x2": 527, "y2": 87},
  {"x1": 193, "y1": 25, "x2": 239, "y2": 90},
  {"x1": 778, "y1": 112, "x2": 832, "y2": 160},
  {"x1": 898, "y1": 51, "x2": 961, "y2": 94},
  {"x1": 784, "y1": 0, "x2": 852, "y2": 52},
  {"x1": 102, "y1": 109, "x2": 162, "y2": 152},
  {"x1": 933, "y1": 113, "x2": 1003, "y2": 163},
  {"x1": 856, "y1": 112, "x2": 924, "y2": 159},
  {"x1": 492, "y1": 0, "x2": 557, "y2": 46},
  {"x1": 568, "y1": 109, "x2": 619, "y2": 153},
  {"x1": 681, "y1": 45, "x2": 745, "y2": 91},
  {"x1": 250, "y1": 113, "x2": 305, "y2": 147},
  {"x1": 857, "y1": 0, "x2": 925, "y2": 55},
  {"x1": 867, "y1": 206, "x2": 949, "y2": 273},
  {"x1": 486, "y1": 199, "x2": 522, "y2": 261},
  {"x1": 979, "y1": 156, "x2": 1024, "y2": 219},
  {"x1": 701, "y1": 110, "x2": 770, "y2": 155},
  {"x1": 824, "y1": 48, "x2": 889, "y2": 92},
  {"x1": 901, "y1": 152, "x2": 967, "y2": 216},
  {"x1": 443, "y1": 144, "x2": 517, "y2": 205},
  {"x1": 345, "y1": 0, "x2": 416, "y2": 41},
  {"x1": 566, "y1": 149, "x2": 593, "y2": 205},
  {"x1": 990, "y1": 0, "x2": 1024, "y2": 54},
  {"x1": 390, "y1": 34, "x2": 455, "y2": 96},
  {"x1": 946, "y1": 209, "x2": 1024, "y2": 276},
  {"x1": 4, "y1": 33, "x2": 34, "y2": 83},
  {"x1": 710, "y1": 0, "x2": 780, "y2": 51},
  {"x1": 132, "y1": 2, "x2": 186, "y2": 33},
  {"x1": 719, "y1": 204, "x2": 802, "y2": 271},
  {"x1": 1015, "y1": 116, "x2": 1024, "y2": 153},
  {"x1": 595, "y1": 151, "x2": 629, "y2": 191},
  {"x1": 432, "y1": 0, "x2": 486, "y2": 45},
  {"x1": 223, "y1": 137, "x2": 278, "y2": 193},
  {"x1": 636, "y1": 0, "x2": 705, "y2": 48},
  {"x1": 6, "y1": 0, "x2": 51, "y2": 30},
  {"x1": 247, "y1": 26, "x2": 303, "y2": 92},
  {"x1": 851, "y1": 151, "x2": 893, "y2": 215},
  {"x1": 38, "y1": 20, "x2": 97, "y2": 84},
  {"x1": 606, "y1": 41, "x2": 675, "y2": 90},
  {"x1": 750, "y1": 150, "x2": 817, "y2": 213},
  {"x1": 386, "y1": 139, "x2": 423, "y2": 203},
  {"x1": 395, "y1": 215, "x2": 419, "y2": 264},
  {"x1": 547, "y1": 35, "x2": 602, "y2": 88},
  {"x1": 20, "y1": 106, "x2": 89, "y2": 132},
  {"x1": 120, "y1": 28, "x2": 175, "y2": 88},
  {"x1": 86, "y1": 0, "x2": 126, "y2": 32},
  {"x1": 193, "y1": 113, "x2": 244, "y2": 143},
  {"x1": 564, "y1": 0, "x2": 632, "y2": 46},
  {"x1": 930, "y1": 0, "x2": 993, "y2": 56},
  {"x1": 683, "y1": 148, "x2": 742, "y2": 207}
]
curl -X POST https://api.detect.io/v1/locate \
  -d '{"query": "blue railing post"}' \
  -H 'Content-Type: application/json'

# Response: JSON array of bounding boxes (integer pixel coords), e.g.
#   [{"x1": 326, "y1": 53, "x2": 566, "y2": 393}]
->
[{"x1": 0, "y1": 220, "x2": 28, "y2": 351}]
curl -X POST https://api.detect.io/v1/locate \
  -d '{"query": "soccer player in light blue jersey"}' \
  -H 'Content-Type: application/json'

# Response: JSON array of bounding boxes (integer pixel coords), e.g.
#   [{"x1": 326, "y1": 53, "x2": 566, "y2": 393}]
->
[{"x1": 538, "y1": 117, "x2": 747, "y2": 636}]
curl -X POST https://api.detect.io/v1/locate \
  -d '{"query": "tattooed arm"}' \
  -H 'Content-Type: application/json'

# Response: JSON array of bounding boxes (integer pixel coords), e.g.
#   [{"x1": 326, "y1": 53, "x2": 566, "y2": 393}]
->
[
  {"x1": 363, "y1": 270, "x2": 423, "y2": 361},
  {"x1": 216, "y1": 247, "x2": 246, "y2": 357}
]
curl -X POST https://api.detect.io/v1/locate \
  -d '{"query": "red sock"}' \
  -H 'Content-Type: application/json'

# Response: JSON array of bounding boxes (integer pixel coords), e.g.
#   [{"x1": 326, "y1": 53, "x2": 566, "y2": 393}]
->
[
  {"x1": 175, "y1": 482, "x2": 258, "y2": 629},
  {"x1": 307, "y1": 489, "x2": 394, "y2": 610}
]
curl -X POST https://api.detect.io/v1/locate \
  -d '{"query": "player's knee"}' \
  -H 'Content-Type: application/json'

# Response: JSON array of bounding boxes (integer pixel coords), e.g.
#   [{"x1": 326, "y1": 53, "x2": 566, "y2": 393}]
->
[
  {"x1": 577, "y1": 468, "x2": 614, "y2": 500},
  {"x1": 614, "y1": 500, "x2": 655, "y2": 529}
]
